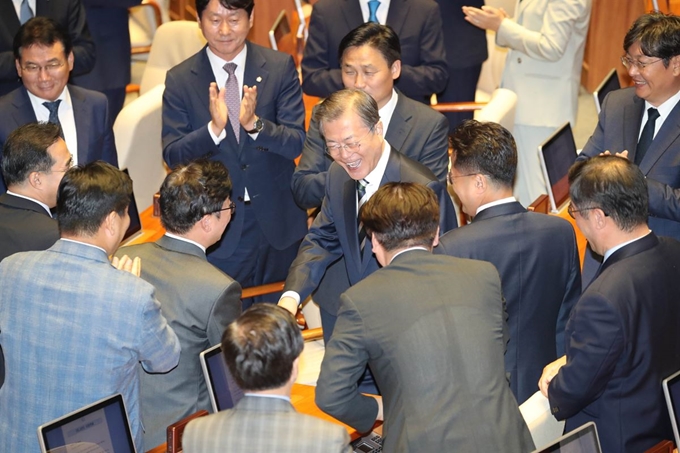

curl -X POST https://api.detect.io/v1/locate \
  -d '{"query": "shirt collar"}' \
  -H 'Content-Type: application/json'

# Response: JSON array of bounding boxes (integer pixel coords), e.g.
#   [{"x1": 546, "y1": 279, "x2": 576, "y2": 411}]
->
[
  {"x1": 389, "y1": 246, "x2": 428, "y2": 264},
  {"x1": 363, "y1": 141, "x2": 391, "y2": 188},
  {"x1": 206, "y1": 44, "x2": 248, "y2": 76},
  {"x1": 26, "y1": 84, "x2": 71, "y2": 109},
  {"x1": 476, "y1": 197, "x2": 517, "y2": 216},
  {"x1": 645, "y1": 88, "x2": 680, "y2": 120},
  {"x1": 59, "y1": 238, "x2": 108, "y2": 255},
  {"x1": 243, "y1": 393, "x2": 291, "y2": 403},
  {"x1": 164, "y1": 232, "x2": 207, "y2": 253},
  {"x1": 5, "y1": 190, "x2": 52, "y2": 217},
  {"x1": 603, "y1": 230, "x2": 652, "y2": 262},
  {"x1": 378, "y1": 89, "x2": 398, "y2": 135}
]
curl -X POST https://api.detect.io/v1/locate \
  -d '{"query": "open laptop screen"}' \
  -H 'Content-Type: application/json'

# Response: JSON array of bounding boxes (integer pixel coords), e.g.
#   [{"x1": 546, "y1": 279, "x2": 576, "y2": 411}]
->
[
  {"x1": 200, "y1": 344, "x2": 244, "y2": 412},
  {"x1": 38, "y1": 393, "x2": 136, "y2": 453},
  {"x1": 663, "y1": 369, "x2": 680, "y2": 447},
  {"x1": 532, "y1": 421, "x2": 602, "y2": 453},
  {"x1": 593, "y1": 68, "x2": 621, "y2": 114},
  {"x1": 538, "y1": 123, "x2": 578, "y2": 213}
]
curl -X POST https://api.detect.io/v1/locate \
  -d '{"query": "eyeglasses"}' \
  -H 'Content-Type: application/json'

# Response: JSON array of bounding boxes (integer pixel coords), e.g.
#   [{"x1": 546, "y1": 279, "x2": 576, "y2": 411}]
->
[
  {"x1": 567, "y1": 202, "x2": 608, "y2": 219},
  {"x1": 325, "y1": 126, "x2": 375, "y2": 157},
  {"x1": 213, "y1": 201, "x2": 236, "y2": 214},
  {"x1": 620, "y1": 55, "x2": 663, "y2": 71},
  {"x1": 446, "y1": 171, "x2": 478, "y2": 185},
  {"x1": 45, "y1": 154, "x2": 74, "y2": 174},
  {"x1": 21, "y1": 61, "x2": 66, "y2": 75}
]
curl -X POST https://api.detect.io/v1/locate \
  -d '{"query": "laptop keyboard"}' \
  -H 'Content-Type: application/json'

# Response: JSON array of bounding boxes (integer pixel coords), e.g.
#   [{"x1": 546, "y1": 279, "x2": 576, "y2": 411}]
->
[{"x1": 351, "y1": 432, "x2": 383, "y2": 452}]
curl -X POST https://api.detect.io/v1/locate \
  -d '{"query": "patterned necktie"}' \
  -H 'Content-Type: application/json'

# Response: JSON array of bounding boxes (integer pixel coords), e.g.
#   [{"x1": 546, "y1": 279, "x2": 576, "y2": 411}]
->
[
  {"x1": 223, "y1": 62, "x2": 240, "y2": 144},
  {"x1": 19, "y1": 0, "x2": 34, "y2": 24},
  {"x1": 357, "y1": 179, "x2": 369, "y2": 250},
  {"x1": 367, "y1": 0, "x2": 380, "y2": 23},
  {"x1": 634, "y1": 107, "x2": 660, "y2": 166},
  {"x1": 43, "y1": 100, "x2": 64, "y2": 138}
]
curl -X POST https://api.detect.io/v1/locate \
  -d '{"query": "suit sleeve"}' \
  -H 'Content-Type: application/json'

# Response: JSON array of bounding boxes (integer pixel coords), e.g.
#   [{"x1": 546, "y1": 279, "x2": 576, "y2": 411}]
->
[
  {"x1": 0, "y1": 52, "x2": 17, "y2": 84},
  {"x1": 315, "y1": 293, "x2": 379, "y2": 433},
  {"x1": 647, "y1": 179, "x2": 680, "y2": 222},
  {"x1": 427, "y1": 180, "x2": 458, "y2": 233},
  {"x1": 396, "y1": 3, "x2": 448, "y2": 99},
  {"x1": 578, "y1": 91, "x2": 611, "y2": 161},
  {"x1": 206, "y1": 281, "x2": 243, "y2": 347},
  {"x1": 300, "y1": 6, "x2": 344, "y2": 97},
  {"x1": 548, "y1": 291, "x2": 623, "y2": 419},
  {"x1": 496, "y1": 0, "x2": 589, "y2": 62},
  {"x1": 291, "y1": 109, "x2": 332, "y2": 210},
  {"x1": 555, "y1": 227, "x2": 582, "y2": 355},
  {"x1": 66, "y1": 0, "x2": 96, "y2": 77},
  {"x1": 138, "y1": 291, "x2": 181, "y2": 373}
]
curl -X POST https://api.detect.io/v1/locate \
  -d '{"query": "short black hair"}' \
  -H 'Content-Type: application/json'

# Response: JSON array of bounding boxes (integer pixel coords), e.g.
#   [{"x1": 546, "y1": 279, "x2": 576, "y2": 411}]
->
[
  {"x1": 13, "y1": 16, "x2": 73, "y2": 61},
  {"x1": 57, "y1": 161, "x2": 132, "y2": 236},
  {"x1": 360, "y1": 182, "x2": 440, "y2": 251},
  {"x1": 160, "y1": 159, "x2": 232, "y2": 234},
  {"x1": 451, "y1": 120, "x2": 517, "y2": 188},
  {"x1": 2, "y1": 122, "x2": 62, "y2": 186},
  {"x1": 623, "y1": 12, "x2": 680, "y2": 68},
  {"x1": 338, "y1": 22, "x2": 401, "y2": 67},
  {"x1": 195, "y1": 0, "x2": 254, "y2": 19},
  {"x1": 314, "y1": 88, "x2": 381, "y2": 137},
  {"x1": 222, "y1": 303, "x2": 304, "y2": 392},
  {"x1": 568, "y1": 155, "x2": 648, "y2": 232}
]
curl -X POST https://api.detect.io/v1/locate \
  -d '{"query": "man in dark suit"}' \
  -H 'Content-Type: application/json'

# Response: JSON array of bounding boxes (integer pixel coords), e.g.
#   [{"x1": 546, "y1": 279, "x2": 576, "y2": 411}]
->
[
  {"x1": 316, "y1": 182, "x2": 534, "y2": 452},
  {"x1": 115, "y1": 160, "x2": 242, "y2": 449},
  {"x1": 435, "y1": 120, "x2": 581, "y2": 404},
  {"x1": 0, "y1": 0, "x2": 95, "y2": 96},
  {"x1": 292, "y1": 22, "x2": 449, "y2": 211},
  {"x1": 0, "y1": 122, "x2": 69, "y2": 263},
  {"x1": 539, "y1": 156, "x2": 680, "y2": 453},
  {"x1": 579, "y1": 13, "x2": 680, "y2": 285},
  {"x1": 0, "y1": 17, "x2": 117, "y2": 193},
  {"x1": 301, "y1": 0, "x2": 448, "y2": 103},
  {"x1": 162, "y1": 0, "x2": 307, "y2": 303},
  {"x1": 73, "y1": 0, "x2": 142, "y2": 120},
  {"x1": 279, "y1": 89, "x2": 457, "y2": 346},
  {"x1": 435, "y1": 0, "x2": 487, "y2": 133}
]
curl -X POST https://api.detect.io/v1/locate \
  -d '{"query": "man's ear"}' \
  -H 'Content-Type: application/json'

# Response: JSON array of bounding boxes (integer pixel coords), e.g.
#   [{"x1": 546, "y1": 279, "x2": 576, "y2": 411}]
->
[
  {"x1": 390, "y1": 60, "x2": 402, "y2": 80},
  {"x1": 104, "y1": 211, "x2": 119, "y2": 236},
  {"x1": 27, "y1": 171, "x2": 42, "y2": 190},
  {"x1": 473, "y1": 173, "x2": 487, "y2": 192}
]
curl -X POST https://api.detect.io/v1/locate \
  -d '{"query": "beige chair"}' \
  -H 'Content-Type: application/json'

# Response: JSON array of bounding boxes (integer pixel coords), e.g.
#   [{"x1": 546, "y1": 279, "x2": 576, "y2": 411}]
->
[
  {"x1": 114, "y1": 84, "x2": 167, "y2": 211},
  {"x1": 129, "y1": 1, "x2": 163, "y2": 60}
]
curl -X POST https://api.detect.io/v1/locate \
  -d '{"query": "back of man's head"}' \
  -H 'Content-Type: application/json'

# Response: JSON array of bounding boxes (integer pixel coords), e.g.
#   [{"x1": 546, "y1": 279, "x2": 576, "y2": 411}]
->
[
  {"x1": 568, "y1": 155, "x2": 648, "y2": 232},
  {"x1": 57, "y1": 161, "x2": 132, "y2": 236},
  {"x1": 315, "y1": 88, "x2": 380, "y2": 137},
  {"x1": 624, "y1": 12, "x2": 680, "y2": 64},
  {"x1": 451, "y1": 120, "x2": 517, "y2": 189},
  {"x1": 13, "y1": 16, "x2": 73, "y2": 60},
  {"x1": 2, "y1": 122, "x2": 61, "y2": 187},
  {"x1": 338, "y1": 22, "x2": 401, "y2": 67},
  {"x1": 222, "y1": 303, "x2": 304, "y2": 392},
  {"x1": 360, "y1": 182, "x2": 440, "y2": 252},
  {"x1": 160, "y1": 159, "x2": 232, "y2": 235}
]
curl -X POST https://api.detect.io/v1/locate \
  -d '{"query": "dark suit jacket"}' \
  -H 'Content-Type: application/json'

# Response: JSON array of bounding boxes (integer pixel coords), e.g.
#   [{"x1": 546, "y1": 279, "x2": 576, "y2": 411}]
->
[
  {"x1": 162, "y1": 42, "x2": 307, "y2": 259},
  {"x1": 0, "y1": 0, "x2": 95, "y2": 96},
  {"x1": 549, "y1": 233, "x2": 680, "y2": 453},
  {"x1": 292, "y1": 91, "x2": 449, "y2": 210},
  {"x1": 115, "y1": 235, "x2": 242, "y2": 449},
  {"x1": 580, "y1": 87, "x2": 680, "y2": 240},
  {"x1": 0, "y1": 193, "x2": 58, "y2": 263},
  {"x1": 301, "y1": 0, "x2": 448, "y2": 102},
  {"x1": 284, "y1": 149, "x2": 457, "y2": 312},
  {"x1": 435, "y1": 201, "x2": 581, "y2": 404},
  {"x1": 316, "y1": 250, "x2": 534, "y2": 452},
  {"x1": 0, "y1": 85, "x2": 118, "y2": 193},
  {"x1": 435, "y1": 0, "x2": 486, "y2": 70}
]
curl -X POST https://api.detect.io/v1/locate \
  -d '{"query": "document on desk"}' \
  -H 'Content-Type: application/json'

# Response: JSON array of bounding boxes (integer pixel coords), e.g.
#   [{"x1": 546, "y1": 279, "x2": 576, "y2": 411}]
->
[{"x1": 519, "y1": 391, "x2": 565, "y2": 449}]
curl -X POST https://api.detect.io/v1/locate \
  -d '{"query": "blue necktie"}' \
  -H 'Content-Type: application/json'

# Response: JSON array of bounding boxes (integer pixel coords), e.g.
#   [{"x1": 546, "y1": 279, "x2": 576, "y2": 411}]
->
[
  {"x1": 368, "y1": 0, "x2": 380, "y2": 23},
  {"x1": 19, "y1": 0, "x2": 34, "y2": 24},
  {"x1": 43, "y1": 100, "x2": 64, "y2": 138}
]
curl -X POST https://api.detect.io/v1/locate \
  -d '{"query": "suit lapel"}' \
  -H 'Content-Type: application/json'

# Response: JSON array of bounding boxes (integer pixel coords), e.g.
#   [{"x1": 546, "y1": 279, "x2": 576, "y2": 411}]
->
[
  {"x1": 472, "y1": 201, "x2": 526, "y2": 222},
  {"x1": 36, "y1": 0, "x2": 51, "y2": 15},
  {"x1": 624, "y1": 96, "x2": 645, "y2": 163},
  {"x1": 191, "y1": 46, "x2": 217, "y2": 121},
  {"x1": 1, "y1": 2, "x2": 20, "y2": 33},
  {"x1": 385, "y1": 0, "x2": 409, "y2": 34},
  {"x1": 242, "y1": 42, "x2": 269, "y2": 156},
  {"x1": 342, "y1": 0, "x2": 364, "y2": 30},
  {"x1": 597, "y1": 233, "x2": 659, "y2": 277},
  {"x1": 13, "y1": 88, "x2": 38, "y2": 125},
  {"x1": 69, "y1": 86, "x2": 90, "y2": 165},
  {"x1": 385, "y1": 92, "x2": 412, "y2": 150},
  {"x1": 638, "y1": 99, "x2": 680, "y2": 174}
]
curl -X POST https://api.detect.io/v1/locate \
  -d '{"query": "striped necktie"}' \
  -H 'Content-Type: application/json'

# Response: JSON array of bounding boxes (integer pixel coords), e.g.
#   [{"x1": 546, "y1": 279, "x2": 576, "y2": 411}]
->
[{"x1": 357, "y1": 179, "x2": 369, "y2": 250}]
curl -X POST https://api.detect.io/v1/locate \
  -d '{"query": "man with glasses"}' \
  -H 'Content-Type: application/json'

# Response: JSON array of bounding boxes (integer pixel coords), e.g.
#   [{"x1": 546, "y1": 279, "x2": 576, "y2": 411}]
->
[
  {"x1": 279, "y1": 89, "x2": 456, "y2": 358},
  {"x1": 539, "y1": 155, "x2": 680, "y2": 452},
  {"x1": 578, "y1": 12, "x2": 680, "y2": 286},
  {"x1": 115, "y1": 159, "x2": 242, "y2": 449},
  {"x1": 435, "y1": 120, "x2": 581, "y2": 405},
  {"x1": 0, "y1": 17, "x2": 117, "y2": 193}
]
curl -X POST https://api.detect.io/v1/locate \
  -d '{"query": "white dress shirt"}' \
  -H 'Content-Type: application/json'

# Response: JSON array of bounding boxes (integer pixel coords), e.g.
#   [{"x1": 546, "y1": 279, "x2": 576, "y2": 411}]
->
[{"x1": 27, "y1": 87, "x2": 79, "y2": 165}]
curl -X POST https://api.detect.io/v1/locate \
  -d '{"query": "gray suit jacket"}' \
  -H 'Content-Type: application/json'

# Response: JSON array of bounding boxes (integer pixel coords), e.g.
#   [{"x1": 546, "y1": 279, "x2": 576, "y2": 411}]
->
[
  {"x1": 316, "y1": 250, "x2": 534, "y2": 453},
  {"x1": 0, "y1": 193, "x2": 58, "y2": 263},
  {"x1": 291, "y1": 91, "x2": 449, "y2": 210},
  {"x1": 116, "y1": 235, "x2": 242, "y2": 449},
  {"x1": 183, "y1": 395, "x2": 351, "y2": 453}
]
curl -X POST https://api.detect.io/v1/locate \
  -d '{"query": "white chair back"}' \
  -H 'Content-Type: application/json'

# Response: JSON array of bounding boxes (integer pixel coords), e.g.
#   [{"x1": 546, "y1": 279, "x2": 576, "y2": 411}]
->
[{"x1": 475, "y1": 88, "x2": 518, "y2": 133}]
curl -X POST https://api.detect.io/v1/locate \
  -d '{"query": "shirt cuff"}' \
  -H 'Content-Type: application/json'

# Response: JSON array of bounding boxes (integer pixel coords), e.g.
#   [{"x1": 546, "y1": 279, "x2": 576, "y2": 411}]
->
[
  {"x1": 281, "y1": 290, "x2": 301, "y2": 305},
  {"x1": 208, "y1": 121, "x2": 227, "y2": 144}
]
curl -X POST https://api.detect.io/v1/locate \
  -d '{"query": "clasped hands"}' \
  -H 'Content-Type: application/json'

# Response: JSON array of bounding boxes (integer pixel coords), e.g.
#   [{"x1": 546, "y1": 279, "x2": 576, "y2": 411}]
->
[
  {"x1": 111, "y1": 255, "x2": 141, "y2": 277},
  {"x1": 209, "y1": 82, "x2": 259, "y2": 137},
  {"x1": 461, "y1": 5, "x2": 508, "y2": 32}
]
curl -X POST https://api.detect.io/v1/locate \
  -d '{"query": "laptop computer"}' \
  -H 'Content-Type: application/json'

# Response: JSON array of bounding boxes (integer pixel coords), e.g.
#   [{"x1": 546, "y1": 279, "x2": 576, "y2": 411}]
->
[
  {"x1": 37, "y1": 393, "x2": 136, "y2": 453},
  {"x1": 120, "y1": 168, "x2": 143, "y2": 245},
  {"x1": 662, "y1": 369, "x2": 680, "y2": 447},
  {"x1": 531, "y1": 421, "x2": 602, "y2": 453},
  {"x1": 538, "y1": 122, "x2": 579, "y2": 213},
  {"x1": 592, "y1": 68, "x2": 621, "y2": 114},
  {"x1": 199, "y1": 343, "x2": 245, "y2": 413}
]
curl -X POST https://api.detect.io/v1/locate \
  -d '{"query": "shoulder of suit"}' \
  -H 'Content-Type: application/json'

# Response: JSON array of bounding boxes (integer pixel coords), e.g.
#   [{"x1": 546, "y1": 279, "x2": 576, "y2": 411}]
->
[
  {"x1": 394, "y1": 151, "x2": 439, "y2": 181},
  {"x1": 397, "y1": 93, "x2": 446, "y2": 122}
]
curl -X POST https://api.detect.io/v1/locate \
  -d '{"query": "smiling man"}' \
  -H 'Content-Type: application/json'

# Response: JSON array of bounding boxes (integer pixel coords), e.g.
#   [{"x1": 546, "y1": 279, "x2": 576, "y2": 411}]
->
[
  {"x1": 279, "y1": 89, "x2": 456, "y2": 354},
  {"x1": 162, "y1": 0, "x2": 306, "y2": 305},
  {"x1": 0, "y1": 17, "x2": 117, "y2": 194}
]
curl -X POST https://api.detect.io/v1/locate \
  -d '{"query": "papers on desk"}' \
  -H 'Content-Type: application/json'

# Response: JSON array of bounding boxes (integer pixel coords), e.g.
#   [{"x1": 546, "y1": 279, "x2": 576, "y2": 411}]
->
[{"x1": 519, "y1": 391, "x2": 565, "y2": 449}]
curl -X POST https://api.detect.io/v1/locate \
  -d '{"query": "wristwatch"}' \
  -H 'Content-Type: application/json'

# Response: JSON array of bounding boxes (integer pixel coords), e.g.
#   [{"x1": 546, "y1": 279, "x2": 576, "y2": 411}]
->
[{"x1": 245, "y1": 117, "x2": 264, "y2": 134}]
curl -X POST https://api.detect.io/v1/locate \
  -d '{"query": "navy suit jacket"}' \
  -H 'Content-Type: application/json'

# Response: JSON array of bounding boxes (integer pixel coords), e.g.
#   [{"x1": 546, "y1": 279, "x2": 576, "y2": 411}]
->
[
  {"x1": 0, "y1": 193, "x2": 58, "y2": 263},
  {"x1": 0, "y1": 85, "x2": 118, "y2": 193},
  {"x1": 435, "y1": 0, "x2": 487, "y2": 70},
  {"x1": 284, "y1": 149, "x2": 457, "y2": 312},
  {"x1": 301, "y1": 0, "x2": 448, "y2": 102},
  {"x1": 291, "y1": 91, "x2": 449, "y2": 210},
  {"x1": 580, "y1": 87, "x2": 680, "y2": 240},
  {"x1": 435, "y1": 202, "x2": 581, "y2": 404},
  {"x1": 549, "y1": 233, "x2": 680, "y2": 452},
  {"x1": 162, "y1": 43, "x2": 307, "y2": 259},
  {"x1": 0, "y1": 0, "x2": 95, "y2": 96}
]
